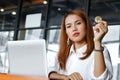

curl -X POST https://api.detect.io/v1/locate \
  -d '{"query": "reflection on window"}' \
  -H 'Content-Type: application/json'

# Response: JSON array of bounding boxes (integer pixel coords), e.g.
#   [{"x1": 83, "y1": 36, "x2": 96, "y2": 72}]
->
[
  {"x1": 25, "y1": 29, "x2": 44, "y2": 40},
  {"x1": 48, "y1": 29, "x2": 60, "y2": 44},
  {"x1": 0, "y1": 31, "x2": 14, "y2": 51},
  {"x1": 0, "y1": 12, "x2": 17, "y2": 30},
  {"x1": 103, "y1": 25, "x2": 120, "y2": 42},
  {"x1": 47, "y1": 29, "x2": 60, "y2": 68},
  {"x1": 0, "y1": 31, "x2": 14, "y2": 73},
  {"x1": 104, "y1": 43, "x2": 119, "y2": 80},
  {"x1": 18, "y1": 29, "x2": 44, "y2": 40}
]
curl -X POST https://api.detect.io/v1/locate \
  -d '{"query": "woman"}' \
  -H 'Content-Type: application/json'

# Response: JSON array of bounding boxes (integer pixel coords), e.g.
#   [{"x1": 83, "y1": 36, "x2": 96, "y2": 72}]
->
[{"x1": 48, "y1": 10, "x2": 113, "y2": 80}]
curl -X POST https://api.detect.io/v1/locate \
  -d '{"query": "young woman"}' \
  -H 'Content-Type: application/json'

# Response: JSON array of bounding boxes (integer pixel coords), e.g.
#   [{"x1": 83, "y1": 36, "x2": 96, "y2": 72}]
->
[{"x1": 48, "y1": 10, "x2": 113, "y2": 80}]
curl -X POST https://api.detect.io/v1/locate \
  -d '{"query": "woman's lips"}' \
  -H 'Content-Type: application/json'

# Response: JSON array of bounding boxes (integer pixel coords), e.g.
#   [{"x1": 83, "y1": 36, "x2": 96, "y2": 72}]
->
[{"x1": 72, "y1": 32, "x2": 80, "y2": 37}]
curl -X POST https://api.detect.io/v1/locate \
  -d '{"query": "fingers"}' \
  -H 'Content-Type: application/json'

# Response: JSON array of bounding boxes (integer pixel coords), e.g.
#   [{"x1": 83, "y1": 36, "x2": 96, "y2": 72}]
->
[
  {"x1": 94, "y1": 20, "x2": 108, "y2": 34},
  {"x1": 93, "y1": 20, "x2": 108, "y2": 42},
  {"x1": 68, "y1": 72, "x2": 83, "y2": 80},
  {"x1": 98, "y1": 20, "x2": 108, "y2": 27}
]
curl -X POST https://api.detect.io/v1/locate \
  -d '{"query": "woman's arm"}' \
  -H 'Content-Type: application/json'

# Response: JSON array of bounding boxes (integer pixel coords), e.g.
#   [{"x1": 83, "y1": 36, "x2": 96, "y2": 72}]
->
[
  {"x1": 93, "y1": 20, "x2": 108, "y2": 77},
  {"x1": 94, "y1": 42, "x2": 106, "y2": 77},
  {"x1": 49, "y1": 72, "x2": 69, "y2": 80},
  {"x1": 49, "y1": 72, "x2": 83, "y2": 80}
]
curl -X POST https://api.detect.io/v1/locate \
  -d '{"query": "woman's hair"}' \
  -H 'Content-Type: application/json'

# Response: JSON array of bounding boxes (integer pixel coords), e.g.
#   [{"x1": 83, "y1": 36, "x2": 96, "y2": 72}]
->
[{"x1": 58, "y1": 10, "x2": 94, "y2": 70}]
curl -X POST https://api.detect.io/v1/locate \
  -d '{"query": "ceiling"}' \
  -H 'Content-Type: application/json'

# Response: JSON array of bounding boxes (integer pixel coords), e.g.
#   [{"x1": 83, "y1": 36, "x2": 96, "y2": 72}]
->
[
  {"x1": 51, "y1": 0, "x2": 120, "y2": 25},
  {"x1": 90, "y1": 0, "x2": 120, "y2": 25},
  {"x1": 0, "y1": 0, "x2": 120, "y2": 29}
]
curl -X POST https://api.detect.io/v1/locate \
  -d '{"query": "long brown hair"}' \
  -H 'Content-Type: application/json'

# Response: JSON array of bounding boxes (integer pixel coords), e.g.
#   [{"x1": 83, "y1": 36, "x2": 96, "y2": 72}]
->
[{"x1": 58, "y1": 10, "x2": 94, "y2": 70}]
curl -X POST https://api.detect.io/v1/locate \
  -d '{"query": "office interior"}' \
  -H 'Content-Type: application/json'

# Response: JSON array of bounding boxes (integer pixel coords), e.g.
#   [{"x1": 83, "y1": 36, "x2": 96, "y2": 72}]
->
[{"x1": 0, "y1": 0, "x2": 120, "y2": 79}]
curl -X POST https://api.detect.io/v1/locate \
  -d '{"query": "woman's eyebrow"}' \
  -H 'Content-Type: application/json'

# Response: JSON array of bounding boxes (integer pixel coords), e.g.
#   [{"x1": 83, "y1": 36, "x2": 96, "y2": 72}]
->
[
  {"x1": 75, "y1": 20, "x2": 81, "y2": 23},
  {"x1": 65, "y1": 23, "x2": 71, "y2": 26},
  {"x1": 65, "y1": 19, "x2": 81, "y2": 26}
]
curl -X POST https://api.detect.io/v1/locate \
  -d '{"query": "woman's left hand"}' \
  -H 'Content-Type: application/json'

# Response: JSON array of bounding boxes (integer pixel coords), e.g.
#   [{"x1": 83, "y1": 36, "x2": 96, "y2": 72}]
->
[
  {"x1": 68, "y1": 72, "x2": 83, "y2": 80},
  {"x1": 93, "y1": 20, "x2": 108, "y2": 43}
]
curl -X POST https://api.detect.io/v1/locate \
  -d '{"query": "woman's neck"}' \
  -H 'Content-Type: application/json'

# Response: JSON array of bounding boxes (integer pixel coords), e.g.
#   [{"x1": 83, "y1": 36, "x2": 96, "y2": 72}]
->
[{"x1": 74, "y1": 40, "x2": 87, "y2": 52}]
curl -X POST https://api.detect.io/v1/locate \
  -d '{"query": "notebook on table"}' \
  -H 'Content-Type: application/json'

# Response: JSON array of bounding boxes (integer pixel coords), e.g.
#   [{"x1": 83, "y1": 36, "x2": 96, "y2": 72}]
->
[{"x1": 7, "y1": 39, "x2": 48, "y2": 77}]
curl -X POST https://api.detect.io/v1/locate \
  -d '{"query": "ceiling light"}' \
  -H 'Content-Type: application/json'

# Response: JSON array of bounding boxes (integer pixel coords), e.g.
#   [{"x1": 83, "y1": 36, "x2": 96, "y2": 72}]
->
[
  {"x1": 43, "y1": 1, "x2": 47, "y2": 4},
  {"x1": 0, "y1": 9, "x2": 4, "y2": 12},
  {"x1": 12, "y1": 11, "x2": 16, "y2": 15},
  {"x1": 58, "y1": 8, "x2": 61, "y2": 11}
]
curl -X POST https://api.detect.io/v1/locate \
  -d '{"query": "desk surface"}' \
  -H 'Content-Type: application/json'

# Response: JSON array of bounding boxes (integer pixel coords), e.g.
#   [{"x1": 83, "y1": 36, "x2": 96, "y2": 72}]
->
[{"x1": 0, "y1": 74, "x2": 49, "y2": 80}]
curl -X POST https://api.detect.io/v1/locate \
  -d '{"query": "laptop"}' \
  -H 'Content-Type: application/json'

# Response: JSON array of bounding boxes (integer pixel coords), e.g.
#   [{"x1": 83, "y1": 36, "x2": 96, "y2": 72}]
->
[{"x1": 6, "y1": 39, "x2": 48, "y2": 77}]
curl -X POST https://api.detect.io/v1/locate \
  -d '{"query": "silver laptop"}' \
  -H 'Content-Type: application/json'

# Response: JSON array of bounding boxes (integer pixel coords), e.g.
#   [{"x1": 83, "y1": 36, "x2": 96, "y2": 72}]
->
[{"x1": 7, "y1": 39, "x2": 48, "y2": 77}]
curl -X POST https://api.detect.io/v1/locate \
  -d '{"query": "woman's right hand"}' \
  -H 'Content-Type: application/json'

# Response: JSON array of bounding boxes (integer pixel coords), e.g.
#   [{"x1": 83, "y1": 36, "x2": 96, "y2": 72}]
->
[
  {"x1": 67, "y1": 72, "x2": 83, "y2": 80},
  {"x1": 49, "y1": 72, "x2": 82, "y2": 80}
]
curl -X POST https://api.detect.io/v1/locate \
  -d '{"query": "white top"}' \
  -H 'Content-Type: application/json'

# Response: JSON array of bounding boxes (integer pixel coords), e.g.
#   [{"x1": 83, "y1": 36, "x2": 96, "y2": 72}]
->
[{"x1": 48, "y1": 45, "x2": 113, "y2": 80}]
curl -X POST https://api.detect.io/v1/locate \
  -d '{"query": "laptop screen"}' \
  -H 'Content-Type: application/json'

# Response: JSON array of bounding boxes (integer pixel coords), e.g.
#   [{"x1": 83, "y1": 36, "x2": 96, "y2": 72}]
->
[{"x1": 7, "y1": 39, "x2": 48, "y2": 77}]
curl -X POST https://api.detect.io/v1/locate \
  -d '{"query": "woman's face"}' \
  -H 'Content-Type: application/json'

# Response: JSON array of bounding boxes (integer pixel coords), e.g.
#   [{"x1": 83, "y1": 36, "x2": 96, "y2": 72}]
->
[{"x1": 65, "y1": 14, "x2": 86, "y2": 43}]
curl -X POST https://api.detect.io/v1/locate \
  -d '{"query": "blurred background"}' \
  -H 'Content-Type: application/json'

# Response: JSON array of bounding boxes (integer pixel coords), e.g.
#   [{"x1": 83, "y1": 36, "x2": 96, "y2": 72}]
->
[{"x1": 0, "y1": 0, "x2": 120, "y2": 79}]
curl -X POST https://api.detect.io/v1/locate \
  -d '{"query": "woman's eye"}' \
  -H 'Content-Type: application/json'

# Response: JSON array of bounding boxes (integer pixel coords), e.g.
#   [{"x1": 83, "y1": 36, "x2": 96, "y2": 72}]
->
[
  {"x1": 66, "y1": 25, "x2": 71, "y2": 28},
  {"x1": 77, "y1": 22, "x2": 81, "y2": 25}
]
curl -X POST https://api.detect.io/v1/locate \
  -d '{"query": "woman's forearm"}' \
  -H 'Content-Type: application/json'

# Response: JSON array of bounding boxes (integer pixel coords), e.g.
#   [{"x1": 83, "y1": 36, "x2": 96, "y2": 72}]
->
[
  {"x1": 49, "y1": 72, "x2": 69, "y2": 80},
  {"x1": 94, "y1": 41, "x2": 106, "y2": 77}
]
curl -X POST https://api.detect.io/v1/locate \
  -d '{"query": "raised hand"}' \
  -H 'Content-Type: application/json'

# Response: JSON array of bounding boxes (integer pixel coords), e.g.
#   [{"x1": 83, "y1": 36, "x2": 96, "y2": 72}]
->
[{"x1": 93, "y1": 20, "x2": 108, "y2": 43}]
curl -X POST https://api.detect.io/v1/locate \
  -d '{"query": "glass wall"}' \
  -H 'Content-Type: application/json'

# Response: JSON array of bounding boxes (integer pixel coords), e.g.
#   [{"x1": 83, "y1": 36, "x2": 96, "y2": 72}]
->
[
  {"x1": 0, "y1": 4, "x2": 17, "y2": 30},
  {"x1": 0, "y1": 0, "x2": 18, "y2": 72},
  {"x1": 17, "y1": 0, "x2": 47, "y2": 40},
  {"x1": 0, "y1": 0, "x2": 48, "y2": 73},
  {"x1": 102, "y1": 25, "x2": 120, "y2": 80}
]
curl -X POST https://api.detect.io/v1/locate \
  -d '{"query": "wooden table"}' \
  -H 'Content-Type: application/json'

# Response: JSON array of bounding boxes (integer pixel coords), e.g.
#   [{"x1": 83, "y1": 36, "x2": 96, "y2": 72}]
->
[{"x1": 0, "y1": 74, "x2": 49, "y2": 80}]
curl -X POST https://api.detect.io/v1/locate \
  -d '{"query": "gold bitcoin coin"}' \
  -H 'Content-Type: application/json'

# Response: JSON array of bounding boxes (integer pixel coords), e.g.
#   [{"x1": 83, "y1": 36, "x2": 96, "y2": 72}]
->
[{"x1": 95, "y1": 16, "x2": 102, "y2": 23}]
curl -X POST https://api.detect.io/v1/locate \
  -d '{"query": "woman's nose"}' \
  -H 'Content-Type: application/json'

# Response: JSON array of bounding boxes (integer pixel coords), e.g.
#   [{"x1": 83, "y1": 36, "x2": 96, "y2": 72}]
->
[{"x1": 72, "y1": 25, "x2": 77, "y2": 31}]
